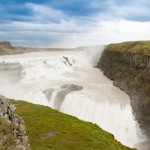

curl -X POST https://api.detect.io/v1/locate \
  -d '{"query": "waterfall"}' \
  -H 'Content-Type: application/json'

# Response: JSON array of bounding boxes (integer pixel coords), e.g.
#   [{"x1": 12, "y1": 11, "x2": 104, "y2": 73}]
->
[{"x1": 0, "y1": 47, "x2": 148, "y2": 148}]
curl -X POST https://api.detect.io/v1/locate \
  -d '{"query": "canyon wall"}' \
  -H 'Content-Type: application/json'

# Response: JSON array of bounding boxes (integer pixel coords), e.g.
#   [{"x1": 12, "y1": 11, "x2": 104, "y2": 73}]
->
[{"x1": 97, "y1": 41, "x2": 150, "y2": 134}]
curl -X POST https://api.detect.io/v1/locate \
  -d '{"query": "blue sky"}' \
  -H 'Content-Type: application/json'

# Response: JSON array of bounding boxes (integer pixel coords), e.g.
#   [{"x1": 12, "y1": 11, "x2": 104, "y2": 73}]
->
[{"x1": 0, "y1": 0, "x2": 150, "y2": 47}]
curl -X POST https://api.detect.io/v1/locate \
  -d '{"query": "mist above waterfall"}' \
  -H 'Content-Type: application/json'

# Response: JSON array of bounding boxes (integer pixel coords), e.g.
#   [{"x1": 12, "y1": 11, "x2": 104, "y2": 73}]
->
[
  {"x1": 0, "y1": 47, "x2": 148, "y2": 149},
  {"x1": 78, "y1": 45, "x2": 105, "y2": 66}
]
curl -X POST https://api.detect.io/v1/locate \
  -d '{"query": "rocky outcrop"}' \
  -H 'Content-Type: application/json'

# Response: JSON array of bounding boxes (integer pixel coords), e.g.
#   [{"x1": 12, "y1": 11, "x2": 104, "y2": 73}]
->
[
  {"x1": 97, "y1": 41, "x2": 150, "y2": 135},
  {"x1": 0, "y1": 95, "x2": 30, "y2": 150},
  {"x1": 43, "y1": 84, "x2": 83, "y2": 109}
]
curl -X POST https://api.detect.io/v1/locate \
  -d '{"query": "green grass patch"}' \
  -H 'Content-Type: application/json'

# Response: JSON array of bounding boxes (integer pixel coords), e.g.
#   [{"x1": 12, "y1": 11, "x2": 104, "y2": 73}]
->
[
  {"x1": 10, "y1": 100, "x2": 134, "y2": 150},
  {"x1": 105, "y1": 41, "x2": 150, "y2": 56},
  {"x1": 143, "y1": 98, "x2": 150, "y2": 104}
]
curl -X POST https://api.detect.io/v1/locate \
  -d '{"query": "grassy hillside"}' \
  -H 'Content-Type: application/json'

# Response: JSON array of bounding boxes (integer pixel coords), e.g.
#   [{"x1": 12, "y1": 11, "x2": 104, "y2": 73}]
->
[
  {"x1": 106, "y1": 41, "x2": 150, "y2": 56},
  {"x1": 0, "y1": 46, "x2": 10, "y2": 55},
  {"x1": 10, "y1": 100, "x2": 134, "y2": 150}
]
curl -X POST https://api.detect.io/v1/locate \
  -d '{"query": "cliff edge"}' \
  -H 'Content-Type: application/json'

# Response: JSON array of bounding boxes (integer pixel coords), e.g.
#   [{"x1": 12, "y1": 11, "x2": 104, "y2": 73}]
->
[{"x1": 97, "y1": 41, "x2": 150, "y2": 135}]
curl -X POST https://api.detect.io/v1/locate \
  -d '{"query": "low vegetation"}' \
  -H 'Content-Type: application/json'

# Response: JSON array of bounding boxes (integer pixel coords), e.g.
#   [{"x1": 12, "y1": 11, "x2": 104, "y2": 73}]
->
[
  {"x1": 106, "y1": 41, "x2": 150, "y2": 56},
  {"x1": 0, "y1": 118, "x2": 17, "y2": 150},
  {"x1": 10, "y1": 100, "x2": 134, "y2": 150}
]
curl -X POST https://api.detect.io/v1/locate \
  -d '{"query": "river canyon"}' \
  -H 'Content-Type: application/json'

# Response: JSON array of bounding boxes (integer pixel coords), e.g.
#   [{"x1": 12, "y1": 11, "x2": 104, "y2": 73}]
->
[{"x1": 0, "y1": 47, "x2": 148, "y2": 149}]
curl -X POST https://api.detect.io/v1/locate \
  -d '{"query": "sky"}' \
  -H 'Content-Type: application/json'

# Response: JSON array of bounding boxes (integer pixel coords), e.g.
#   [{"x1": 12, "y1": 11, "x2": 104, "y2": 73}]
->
[{"x1": 0, "y1": 0, "x2": 150, "y2": 47}]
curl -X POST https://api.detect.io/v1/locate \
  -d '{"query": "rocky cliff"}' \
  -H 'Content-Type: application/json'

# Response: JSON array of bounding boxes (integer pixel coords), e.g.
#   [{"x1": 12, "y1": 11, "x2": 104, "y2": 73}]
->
[{"x1": 97, "y1": 41, "x2": 150, "y2": 135}]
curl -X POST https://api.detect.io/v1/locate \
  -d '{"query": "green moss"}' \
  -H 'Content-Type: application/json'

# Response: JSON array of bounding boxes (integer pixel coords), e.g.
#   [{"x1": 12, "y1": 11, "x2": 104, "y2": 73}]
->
[
  {"x1": 0, "y1": 118, "x2": 17, "y2": 150},
  {"x1": 143, "y1": 98, "x2": 150, "y2": 104},
  {"x1": 0, "y1": 46, "x2": 7, "y2": 55},
  {"x1": 105, "y1": 41, "x2": 150, "y2": 56},
  {"x1": 10, "y1": 100, "x2": 134, "y2": 150}
]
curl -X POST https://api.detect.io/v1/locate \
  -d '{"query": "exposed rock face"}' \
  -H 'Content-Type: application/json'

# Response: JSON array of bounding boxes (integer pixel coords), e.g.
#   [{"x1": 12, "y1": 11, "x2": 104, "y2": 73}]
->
[
  {"x1": 0, "y1": 95, "x2": 30, "y2": 149},
  {"x1": 43, "y1": 88, "x2": 54, "y2": 101},
  {"x1": 97, "y1": 41, "x2": 150, "y2": 136},
  {"x1": 43, "y1": 84, "x2": 83, "y2": 110},
  {"x1": 56, "y1": 84, "x2": 83, "y2": 109}
]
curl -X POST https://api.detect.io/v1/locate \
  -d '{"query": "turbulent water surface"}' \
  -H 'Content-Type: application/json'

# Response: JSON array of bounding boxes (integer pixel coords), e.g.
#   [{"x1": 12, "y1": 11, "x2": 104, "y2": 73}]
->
[{"x1": 0, "y1": 47, "x2": 148, "y2": 149}]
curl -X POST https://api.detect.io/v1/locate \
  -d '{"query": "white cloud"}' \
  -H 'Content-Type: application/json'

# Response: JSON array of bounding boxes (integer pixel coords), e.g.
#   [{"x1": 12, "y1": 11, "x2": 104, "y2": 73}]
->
[
  {"x1": 0, "y1": 19, "x2": 150, "y2": 48},
  {"x1": 25, "y1": 3, "x2": 69, "y2": 22},
  {"x1": 0, "y1": 2, "x2": 150, "y2": 47},
  {"x1": 110, "y1": 4, "x2": 150, "y2": 19},
  {"x1": 90, "y1": 0, "x2": 150, "y2": 21}
]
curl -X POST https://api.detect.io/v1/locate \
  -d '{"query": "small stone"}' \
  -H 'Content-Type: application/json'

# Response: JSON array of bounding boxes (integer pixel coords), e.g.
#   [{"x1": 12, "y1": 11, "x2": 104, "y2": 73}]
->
[
  {"x1": 15, "y1": 139, "x2": 21, "y2": 145},
  {"x1": 0, "y1": 95, "x2": 9, "y2": 105},
  {"x1": 17, "y1": 135, "x2": 23, "y2": 140},
  {"x1": 3, "y1": 114, "x2": 9, "y2": 120},
  {"x1": 9, "y1": 105, "x2": 16, "y2": 112},
  {"x1": 17, "y1": 131, "x2": 26, "y2": 137},
  {"x1": 21, "y1": 136, "x2": 29, "y2": 147},
  {"x1": 16, "y1": 144, "x2": 26, "y2": 150},
  {"x1": 19, "y1": 121, "x2": 25, "y2": 131},
  {"x1": 14, "y1": 129, "x2": 20, "y2": 135},
  {"x1": 12, "y1": 114, "x2": 21, "y2": 124},
  {"x1": 12, "y1": 123, "x2": 20, "y2": 131},
  {"x1": 0, "y1": 104, "x2": 8, "y2": 115}
]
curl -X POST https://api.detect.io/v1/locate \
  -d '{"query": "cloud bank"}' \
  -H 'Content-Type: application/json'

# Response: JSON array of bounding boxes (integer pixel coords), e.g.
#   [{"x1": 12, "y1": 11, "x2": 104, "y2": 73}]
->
[{"x1": 0, "y1": 0, "x2": 150, "y2": 47}]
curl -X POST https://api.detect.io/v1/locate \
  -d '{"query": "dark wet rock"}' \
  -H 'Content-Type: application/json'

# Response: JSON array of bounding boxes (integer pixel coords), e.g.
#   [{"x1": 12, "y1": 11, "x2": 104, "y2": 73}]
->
[
  {"x1": 43, "y1": 88, "x2": 54, "y2": 101},
  {"x1": 55, "y1": 84, "x2": 83, "y2": 109},
  {"x1": 0, "y1": 104, "x2": 8, "y2": 115},
  {"x1": 63, "y1": 56, "x2": 72, "y2": 66},
  {"x1": 43, "y1": 84, "x2": 83, "y2": 110},
  {"x1": 61, "y1": 84, "x2": 83, "y2": 91}
]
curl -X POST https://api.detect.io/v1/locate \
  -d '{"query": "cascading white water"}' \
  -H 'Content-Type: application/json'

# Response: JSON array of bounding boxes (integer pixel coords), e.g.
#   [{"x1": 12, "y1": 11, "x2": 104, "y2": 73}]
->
[{"x1": 0, "y1": 47, "x2": 147, "y2": 148}]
